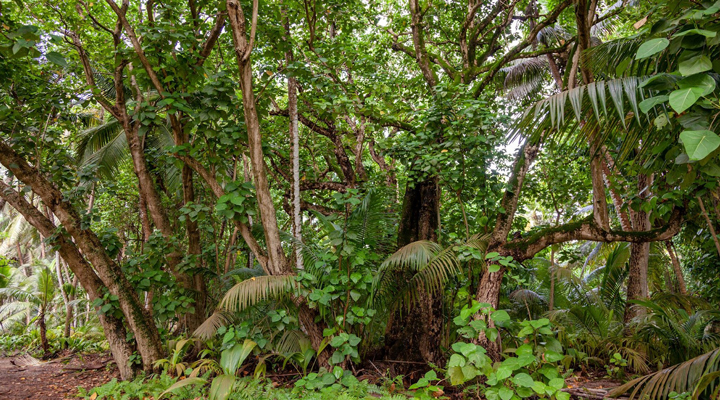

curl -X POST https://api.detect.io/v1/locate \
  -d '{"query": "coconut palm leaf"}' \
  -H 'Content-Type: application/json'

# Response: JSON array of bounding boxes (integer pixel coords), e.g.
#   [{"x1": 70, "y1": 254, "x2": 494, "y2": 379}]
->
[
  {"x1": 499, "y1": 57, "x2": 551, "y2": 100},
  {"x1": 193, "y1": 310, "x2": 232, "y2": 340},
  {"x1": 219, "y1": 275, "x2": 295, "y2": 313},
  {"x1": 608, "y1": 347, "x2": 720, "y2": 400}
]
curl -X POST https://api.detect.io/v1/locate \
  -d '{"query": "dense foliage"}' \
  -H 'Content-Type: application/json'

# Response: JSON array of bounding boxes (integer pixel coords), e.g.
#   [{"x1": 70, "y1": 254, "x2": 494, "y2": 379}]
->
[{"x1": 1, "y1": 0, "x2": 720, "y2": 398}]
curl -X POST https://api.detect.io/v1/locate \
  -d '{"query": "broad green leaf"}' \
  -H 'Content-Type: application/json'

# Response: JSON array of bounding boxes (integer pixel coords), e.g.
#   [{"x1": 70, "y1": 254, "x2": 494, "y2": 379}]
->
[
  {"x1": 669, "y1": 87, "x2": 703, "y2": 113},
  {"x1": 639, "y1": 96, "x2": 669, "y2": 113},
  {"x1": 448, "y1": 353, "x2": 466, "y2": 368},
  {"x1": 680, "y1": 130, "x2": 720, "y2": 160},
  {"x1": 499, "y1": 386, "x2": 514, "y2": 400},
  {"x1": 491, "y1": 310, "x2": 510, "y2": 322},
  {"x1": 158, "y1": 377, "x2": 207, "y2": 399},
  {"x1": 532, "y1": 381, "x2": 547, "y2": 394},
  {"x1": 512, "y1": 373, "x2": 535, "y2": 388},
  {"x1": 556, "y1": 391, "x2": 571, "y2": 400},
  {"x1": 677, "y1": 73, "x2": 716, "y2": 97},
  {"x1": 544, "y1": 350, "x2": 564, "y2": 362},
  {"x1": 673, "y1": 28, "x2": 717, "y2": 38},
  {"x1": 548, "y1": 378, "x2": 565, "y2": 390},
  {"x1": 679, "y1": 55, "x2": 713, "y2": 76},
  {"x1": 209, "y1": 374, "x2": 237, "y2": 400},
  {"x1": 448, "y1": 366, "x2": 466, "y2": 385},
  {"x1": 635, "y1": 38, "x2": 669, "y2": 59},
  {"x1": 46, "y1": 51, "x2": 67, "y2": 67},
  {"x1": 496, "y1": 365, "x2": 512, "y2": 380}
]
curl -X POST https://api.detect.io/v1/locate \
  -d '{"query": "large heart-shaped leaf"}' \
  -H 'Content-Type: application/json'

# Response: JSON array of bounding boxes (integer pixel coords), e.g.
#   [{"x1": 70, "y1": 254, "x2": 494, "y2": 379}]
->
[
  {"x1": 636, "y1": 38, "x2": 669, "y2": 59},
  {"x1": 680, "y1": 130, "x2": 720, "y2": 160},
  {"x1": 679, "y1": 55, "x2": 713, "y2": 76},
  {"x1": 669, "y1": 87, "x2": 703, "y2": 113},
  {"x1": 677, "y1": 73, "x2": 716, "y2": 96}
]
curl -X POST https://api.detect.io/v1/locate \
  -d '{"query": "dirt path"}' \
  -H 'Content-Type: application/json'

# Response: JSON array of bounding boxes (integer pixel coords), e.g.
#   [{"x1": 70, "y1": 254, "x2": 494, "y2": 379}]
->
[{"x1": 0, "y1": 353, "x2": 119, "y2": 400}]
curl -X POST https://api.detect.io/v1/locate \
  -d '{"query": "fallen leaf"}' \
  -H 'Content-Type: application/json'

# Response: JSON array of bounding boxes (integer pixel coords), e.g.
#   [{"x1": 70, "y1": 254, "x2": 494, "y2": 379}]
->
[{"x1": 634, "y1": 16, "x2": 648, "y2": 29}]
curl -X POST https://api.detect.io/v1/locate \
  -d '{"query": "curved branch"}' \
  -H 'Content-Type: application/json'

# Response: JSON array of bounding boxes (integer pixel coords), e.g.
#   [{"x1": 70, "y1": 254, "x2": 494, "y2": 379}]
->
[{"x1": 501, "y1": 207, "x2": 684, "y2": 261}]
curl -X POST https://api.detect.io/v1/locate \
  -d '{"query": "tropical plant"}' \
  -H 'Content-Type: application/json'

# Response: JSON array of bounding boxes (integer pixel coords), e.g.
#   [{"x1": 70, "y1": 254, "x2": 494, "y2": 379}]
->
[
  {"x1": 0, "y1": 265, "x2": 58, "y2": 355},
  {"x1": 609, "y1": 347, "x2": 720, "y2": 400},
  {"x1": 160, "y1": 339, "x2": 258, "y2": 400}
]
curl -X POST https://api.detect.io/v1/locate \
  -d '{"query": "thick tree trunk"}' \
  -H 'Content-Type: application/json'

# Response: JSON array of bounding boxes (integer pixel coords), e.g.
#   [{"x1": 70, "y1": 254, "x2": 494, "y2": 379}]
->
[
  {"x1": 386, "y1": 176, "x2": 444, "y2": 365},
  {"x1": 473, "y1": 267, "x2": 504, "y2": 361}
]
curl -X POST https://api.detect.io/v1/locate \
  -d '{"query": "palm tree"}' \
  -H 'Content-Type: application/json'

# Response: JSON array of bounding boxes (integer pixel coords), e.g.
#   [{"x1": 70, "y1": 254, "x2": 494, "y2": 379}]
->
[{"x1": 0, "y1": 264, "x2": 58, "y2": 355}]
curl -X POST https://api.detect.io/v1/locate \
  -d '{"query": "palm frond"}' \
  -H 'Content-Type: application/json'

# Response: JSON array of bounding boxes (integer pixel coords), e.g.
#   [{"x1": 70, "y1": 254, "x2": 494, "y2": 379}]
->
[
  {"x1": 219, "y1": 275, "x2": 295, "y2": 313},
  {"x1": 609, "y1": 347, "x2": 720, "y2": 400},
  {"x1": 193, "y1": 311, "x2": 232, "y2": 340},
  {"x1": 499, "y1": 57, "x2": 550, "y2": 100}
]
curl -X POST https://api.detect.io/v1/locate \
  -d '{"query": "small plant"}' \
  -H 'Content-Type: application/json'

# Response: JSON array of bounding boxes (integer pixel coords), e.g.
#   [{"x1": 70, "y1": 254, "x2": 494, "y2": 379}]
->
[
  {"x1": 605, "y1": 352, "x2": 628, "y2": 380},
  {"x1": 154, "y1": 338, "x2": 196, "y2": 377},
  {"x1": 160, "y1": 339, "x2": 257, "y2": 400},
  {"x1": 408, "y1": 370, "x2": 445, "y2": 399},
  {"x1": 438, "y1": 301, "x2": 569, "y2": 400}
]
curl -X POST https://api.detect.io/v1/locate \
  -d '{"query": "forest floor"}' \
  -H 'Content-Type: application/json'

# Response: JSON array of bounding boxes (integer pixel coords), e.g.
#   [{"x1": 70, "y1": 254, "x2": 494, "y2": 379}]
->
[{"x1": 0, "y1": 352, "x2": 119, "y2": 400}]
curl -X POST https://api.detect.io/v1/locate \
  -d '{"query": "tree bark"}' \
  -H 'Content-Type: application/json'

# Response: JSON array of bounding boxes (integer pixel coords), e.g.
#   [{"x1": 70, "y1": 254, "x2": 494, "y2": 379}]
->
[
  {"x1": 385, "y1": 176, "x2": 445, "y2": 365},
  {"x1": 624, "y1": 173, "x2": 651, "y2": 324},
  {"x1": 665, "y1": 241, "x2": 687, "y2": 295},
  {"x1": 697, "y1": 195, "x2": 720, "y2": 257},
  {"x1": 0, "y1": 142, "x2": 162, "y2": 372},
  {"x1": 0, "y1": 180, "x2": 138, "y2": 378}
]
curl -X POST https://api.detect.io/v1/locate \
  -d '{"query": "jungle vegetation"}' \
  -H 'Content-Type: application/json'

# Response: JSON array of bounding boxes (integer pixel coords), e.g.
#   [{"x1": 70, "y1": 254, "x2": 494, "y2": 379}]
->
[{"x1": 1, "y1": 0, "x2": 720, "y2": 398}]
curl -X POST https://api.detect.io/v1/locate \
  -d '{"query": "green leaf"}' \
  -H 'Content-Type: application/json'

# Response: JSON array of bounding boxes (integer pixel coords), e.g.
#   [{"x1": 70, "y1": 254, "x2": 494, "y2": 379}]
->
[
  {"x1": 488, "y1": 264, "x2": 501, "y2": 273},
  {"x1": 669, "y1": 87, "x2": 703, "y2": 113},
  {"x1": 673, "y1": 28, "x2": 717, "y2": 38},
  {"x1": 639, "y1": 96, "x2": 669, "y2": 113},
  {"x1": 680, "y1": 130, "x2": 720, "y2": 160},
  {"x1": 513, "y1": 373, "x2": 535, "y2": 388},
  {"x1": 556, "y1": 391, "x2": 571, "y2": 400},
  {"x1": 448, "y1": 354, "x2": 466, "y2": 368},
  {"x1": 499, "y1": 386, "x2": 514, "y2": 400},
  {"x1": 448, "y1": 366, "x2": 467, "y2": 385},
  {"x1": 679, "y1": 55, "x2": 713, "y2": 76},
  {"x1": 635, "y1": 38, "x2": 669, "y2": 59},
  {"x1": 545, "y1": 350, "x2": 564, "y2": 363},
  {"x1": 46, "y1": 51, "x2": 67, "y2": 67},
  {"x1": 491, "y1": 310, "x2": 510, "y2": 322},
  {"x1": 496, "y1": 365, "x2": 512, "y2": 380},
  {"x1": 548, "y1": 378, "x2": 565, "y2": 390},
  {"x1": 677, "y1": 74, "x2": 716, "y2": 97},
  {"x1": 532, "y1": 381, "x2": 547, "y2": 395}
]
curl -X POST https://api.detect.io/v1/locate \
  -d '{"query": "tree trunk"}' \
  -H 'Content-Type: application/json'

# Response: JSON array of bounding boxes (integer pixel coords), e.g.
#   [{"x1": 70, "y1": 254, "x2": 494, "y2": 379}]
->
[
  {"x1": 181, "y1": 163, "x2": 207, "y2": 333},
  {"x1": 665, "y1": 241, "x2": 687, "y2": 295},
  {"x1": 284, "y1": 12, "x2": 303, "y2": 271},
  {"x1": 472, "y1": 267, "x2": 505, "y2": 360},
  {"x1": 38, "y1": 310, "x2": 49, "y2": 357},
  {"x1": 0, "y1": 146, "x2": 162, "y2": 372},
  {"x1": 386, "y1": 176, "x2": 444, "y2": 365},
  {"x1": 624, "y1": 174, "x2": 651, "y2": 324},
  {"x1": 55, "y1": 252, "x2": 72, "y2": 344},
  {"x1": 697, "y1": 195, "x2": 720, "y2": 257},
  {"x1": 0, "y1": 180, "x2": 138, "y2": 377}
]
